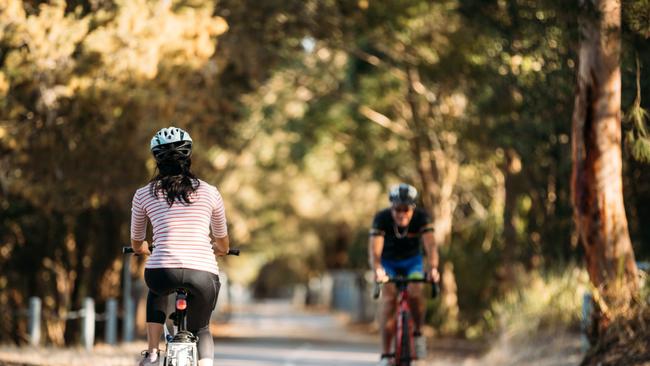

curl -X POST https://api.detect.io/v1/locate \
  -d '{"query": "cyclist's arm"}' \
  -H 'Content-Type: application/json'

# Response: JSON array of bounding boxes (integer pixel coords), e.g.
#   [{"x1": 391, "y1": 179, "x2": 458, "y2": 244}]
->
[
  {"x1": 368, "y1": 230, "x2": 384, "y2": 271},
  {"x1": 421, "y1": 229, "x2": 439, "y2": 274},
  {"x1": 212, "y1": 235, "x2": 230, "y2": 256},
  {"x1": 210, "y1": 187, "x2": 229, "y2": 256},
  {"x1": 130, "y1": 191, "x2": 149, "y2": 255},
  {"x1": 131, "y1": 239, "x2": 150, "y2": 255}
]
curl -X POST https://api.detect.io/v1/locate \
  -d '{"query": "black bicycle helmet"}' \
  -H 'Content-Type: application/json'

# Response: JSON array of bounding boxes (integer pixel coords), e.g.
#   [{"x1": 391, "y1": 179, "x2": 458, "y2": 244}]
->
[{"x1": 389, "y1": 183, "x2": 418, "y2": 206}]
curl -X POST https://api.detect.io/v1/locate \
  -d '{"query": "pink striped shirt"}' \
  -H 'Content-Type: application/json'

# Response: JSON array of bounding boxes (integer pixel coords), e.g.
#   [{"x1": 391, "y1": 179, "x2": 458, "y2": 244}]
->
[{"x1": 130, "y1": 179, "x2": 227, "y2": 275}]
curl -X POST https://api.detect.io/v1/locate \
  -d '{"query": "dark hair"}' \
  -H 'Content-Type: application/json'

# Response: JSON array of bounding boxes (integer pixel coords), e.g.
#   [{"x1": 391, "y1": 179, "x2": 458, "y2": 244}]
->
[{"x1": 149, "y1": 146, "x2": 200, "y2": 206}]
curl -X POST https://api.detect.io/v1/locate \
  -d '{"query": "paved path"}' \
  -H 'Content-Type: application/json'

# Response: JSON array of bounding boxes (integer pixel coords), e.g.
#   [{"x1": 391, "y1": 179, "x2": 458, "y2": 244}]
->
[
  {"x1": 0, "y1": 300, "x2": 581, "y2": 365},
  {"x1": 0, "y1": 300, "x2": 384, "y2": 366},
  {"x1": 213, "y1": 300, "x2": 380, "y2": 365}
]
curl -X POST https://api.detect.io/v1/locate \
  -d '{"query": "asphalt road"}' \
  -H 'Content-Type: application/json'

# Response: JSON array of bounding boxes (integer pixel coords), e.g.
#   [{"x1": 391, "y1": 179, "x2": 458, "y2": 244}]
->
[
  {"x1": 0, "y1": 300, "x2": 489, "y2": 366},
  {"x1": 213, "y1": 300, "x2": 380, "y2": 366}
]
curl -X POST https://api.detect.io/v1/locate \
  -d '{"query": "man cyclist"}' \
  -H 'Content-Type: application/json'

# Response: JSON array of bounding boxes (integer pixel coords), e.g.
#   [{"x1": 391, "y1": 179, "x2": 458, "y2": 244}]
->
[
  {"x1": 369, "y1": 183, "x2": 440, "y2": 365},
  {"x1": 131, "y1": 127, "x2": 229, "y2": 366}
]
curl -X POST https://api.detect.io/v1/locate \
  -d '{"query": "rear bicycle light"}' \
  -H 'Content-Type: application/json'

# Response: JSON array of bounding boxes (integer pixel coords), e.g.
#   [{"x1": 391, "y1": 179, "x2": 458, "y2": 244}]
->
[{"x1": 176, "y1": 298, "x2": 187, "y2": 310}]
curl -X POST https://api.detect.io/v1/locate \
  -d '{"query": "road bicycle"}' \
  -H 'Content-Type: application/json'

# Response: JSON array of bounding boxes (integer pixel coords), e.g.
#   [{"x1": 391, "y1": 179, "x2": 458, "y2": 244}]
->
[
  {"x1": 123, "y1": 246, "x2": 239, "y2": 366},
  {"x1": 374, "y1": 275, "x2": 439, "y2": 366}
]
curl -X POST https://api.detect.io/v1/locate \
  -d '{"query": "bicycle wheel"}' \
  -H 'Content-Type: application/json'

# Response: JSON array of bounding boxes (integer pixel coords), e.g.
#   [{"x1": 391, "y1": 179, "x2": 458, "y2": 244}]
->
[{"x1": 399, "y1": 311, "x2": 411, "y2": 366}]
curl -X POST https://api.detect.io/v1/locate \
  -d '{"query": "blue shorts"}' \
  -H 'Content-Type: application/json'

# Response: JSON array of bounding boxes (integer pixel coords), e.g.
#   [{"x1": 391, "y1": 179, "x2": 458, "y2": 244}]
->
[{"x1": 381, "y1": 255, "x2": 424, "y2": 279}]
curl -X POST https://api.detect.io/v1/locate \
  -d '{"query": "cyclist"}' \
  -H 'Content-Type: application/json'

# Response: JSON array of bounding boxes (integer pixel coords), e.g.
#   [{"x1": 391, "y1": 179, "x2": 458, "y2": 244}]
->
[
  {"x1": 369, "y1": 183, "x2": 440, "y2": 365},
  {"x1": 130, "y1": 127, "x2": 229, "y2": 366}
]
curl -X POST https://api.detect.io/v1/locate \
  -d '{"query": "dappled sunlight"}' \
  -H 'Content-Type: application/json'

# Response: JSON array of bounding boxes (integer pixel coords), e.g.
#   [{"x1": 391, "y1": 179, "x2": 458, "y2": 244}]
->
[
  {"x1": 0, "y1": 1, "x2": 648, "y2": 365},
  {"x1": 84, "y1": 0, "x2": 227, "y2": 79}
]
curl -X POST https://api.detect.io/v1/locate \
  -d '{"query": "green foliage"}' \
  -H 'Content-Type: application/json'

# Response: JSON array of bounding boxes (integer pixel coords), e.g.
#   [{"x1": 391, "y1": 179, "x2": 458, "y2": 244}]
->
[
  {"x1": 0, "y1": 0, "x2": 230, "y2": 212},
  {"x1": 628, "y1": 131, "x2": 650, "y2": 163},
  {"x1": 0, "y1": 0, "x2": 308, "y2": 343},
  {"x1": 625, "y1": 0, "x2": 650, "y2": 38},
  {"x1": 467, "y1": 266, "x2": 588, "y2": 339},
  {"x1": 623, "y1": 53, "x2": 650, "y2": 163},
  {"x1": 1, "y1": 0, "x2": 650, "y2": 346},
  {"x1": 641, "y1": 269, "x2": 650, "y2": 303},
  {"x1": 625, "y1": 94, "x2": 650, "y2": 163}
]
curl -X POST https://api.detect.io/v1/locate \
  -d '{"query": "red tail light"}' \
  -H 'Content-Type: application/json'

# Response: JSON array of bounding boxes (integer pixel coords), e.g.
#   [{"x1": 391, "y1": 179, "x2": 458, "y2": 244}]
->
[{"x1": 176, "y1": 298, "x2": 187, "y2": 310}]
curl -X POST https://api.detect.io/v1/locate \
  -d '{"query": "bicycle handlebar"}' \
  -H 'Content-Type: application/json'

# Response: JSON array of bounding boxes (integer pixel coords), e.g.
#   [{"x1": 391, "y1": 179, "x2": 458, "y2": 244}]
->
[
  {"x1": 380, "y1": 276, "x2": 430, "y2": 284},
  {"x1": 122, "y1": 246, "x2": 144, "y2": 254},
  {"x1": 122, "y1": 246, "x2": 240, "y2": 256},
  {"x1": 373, "y1": 276, "x2": 440, "y2": 299}
]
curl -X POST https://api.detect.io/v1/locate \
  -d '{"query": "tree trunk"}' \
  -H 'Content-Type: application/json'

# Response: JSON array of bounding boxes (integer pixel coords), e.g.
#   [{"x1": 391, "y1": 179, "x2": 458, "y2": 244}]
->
[
  {"x1": 405, "y1": 68, "x2": 459, "y2": 247},
  {"x1": 571, "y1": 0, "x2": 638, "y2": 336},
  {"x1": 405, "y1": 66, "x2": 460, "y2": 335},
  {"x1": 501, "y1": 149, "x2": 523, "y2": 287}
]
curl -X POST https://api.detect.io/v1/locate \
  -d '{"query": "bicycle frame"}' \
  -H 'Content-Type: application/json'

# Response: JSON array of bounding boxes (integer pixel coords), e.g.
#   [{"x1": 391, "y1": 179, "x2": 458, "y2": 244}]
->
[
  {"x1": 394, "y1": 280, "x2": 415, "y2": 365},
  {"x1": 122, "y1": 246, "x2": 240, "y2": 366},
  {"x1": 170, "y1": 290, "x2": 190, "y2": 335},
  {"x1": 163, "y1": 289, "x2": 198, "y2": 366},
  {"x1": 374, "y1": 276, "x2": 438, "y2": 366}
]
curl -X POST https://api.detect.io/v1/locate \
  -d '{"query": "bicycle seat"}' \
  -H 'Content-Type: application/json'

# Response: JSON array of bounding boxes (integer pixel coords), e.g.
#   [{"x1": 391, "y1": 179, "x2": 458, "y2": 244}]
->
[{"x1": 175, "y1": 288, "x2": 190, "y2": 295}]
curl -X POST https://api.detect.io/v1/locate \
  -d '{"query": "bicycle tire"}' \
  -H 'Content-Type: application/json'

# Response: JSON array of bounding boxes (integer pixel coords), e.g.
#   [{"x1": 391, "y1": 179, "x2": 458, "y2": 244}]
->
[{"x1": 399, "y1": 311, "x2": 411, "y2": 366}]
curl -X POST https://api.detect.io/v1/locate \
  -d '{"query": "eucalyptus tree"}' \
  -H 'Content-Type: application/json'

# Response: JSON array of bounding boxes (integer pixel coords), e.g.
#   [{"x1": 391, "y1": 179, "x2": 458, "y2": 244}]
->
[{"x1": 571, "y1": 0, "x2": 645, "y2": 341}]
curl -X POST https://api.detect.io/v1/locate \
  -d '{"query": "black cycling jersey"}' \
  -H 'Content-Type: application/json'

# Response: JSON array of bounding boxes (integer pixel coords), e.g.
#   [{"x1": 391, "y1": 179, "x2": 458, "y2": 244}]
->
[{"x1": 370, "y1": 207, "x2": 433, "y2": 260}]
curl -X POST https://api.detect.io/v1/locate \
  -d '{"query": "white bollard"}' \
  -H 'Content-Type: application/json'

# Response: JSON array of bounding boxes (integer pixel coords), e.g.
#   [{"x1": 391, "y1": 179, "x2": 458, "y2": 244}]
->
[
  {"x1": 321, "y1": 273, "x2": 333, "y2": 308},
  {"x1": 292, "y1": 284, "x2": 307, "y2": 308},
  {"x1": 28, "y1": 297, "x2": 41, "y2": 346},
  {"x1": 82, "y1": 297, "x2": 95, "y2": 350},
  {"x1": 123, "y1": 257, "x2": 134, "y2": 342},
  {"x1": 105, "y1": 298, "x2": 118, "y2": 345}
]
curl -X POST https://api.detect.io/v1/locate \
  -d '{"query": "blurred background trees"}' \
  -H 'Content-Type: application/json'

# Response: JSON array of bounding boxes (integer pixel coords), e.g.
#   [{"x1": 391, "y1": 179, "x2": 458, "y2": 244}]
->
[{"x1": 1, "y1": 0, "x2": 648, "y2": 357}]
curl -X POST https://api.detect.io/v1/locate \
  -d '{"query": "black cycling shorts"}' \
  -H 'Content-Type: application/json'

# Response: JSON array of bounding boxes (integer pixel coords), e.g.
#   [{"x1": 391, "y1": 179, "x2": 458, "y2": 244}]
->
[{"x1": 144, "y1": 268, "x2": 221, "y2": 331}]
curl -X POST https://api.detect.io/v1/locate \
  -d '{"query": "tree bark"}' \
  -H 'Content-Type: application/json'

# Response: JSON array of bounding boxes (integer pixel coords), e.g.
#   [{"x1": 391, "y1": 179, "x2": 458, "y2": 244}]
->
[
  {"x1": 405, "y1": 68, "x2": 459, "y2": 247},
  {"x1": 571, "y1": 0, "x2": 638, "y2": 335},
  {"x1": 501, "y1": 149, "x2": 522, "y2": 286},
  {"x1": 405, "y1": 66, "x2": 460, "y2": 335}
]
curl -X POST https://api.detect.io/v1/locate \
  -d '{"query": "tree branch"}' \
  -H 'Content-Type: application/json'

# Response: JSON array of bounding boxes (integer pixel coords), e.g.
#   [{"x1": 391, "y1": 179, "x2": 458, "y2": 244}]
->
[{"x1": 358, "y1": 105, "x2": 412, "y2": 137}]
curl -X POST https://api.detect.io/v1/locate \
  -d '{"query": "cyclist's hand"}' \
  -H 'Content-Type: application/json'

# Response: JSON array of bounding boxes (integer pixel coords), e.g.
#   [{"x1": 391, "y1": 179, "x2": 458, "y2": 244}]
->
[
  {"x1": 374, "y1": 267, "x2": 389, "y2": 283},
  {"x1": 135, "y1": 241, "x2": 151, "y2": 256},
  {"x1": 214, "y1": 246, "x2": 229, "y2": 256},
  {"x1": 428, "y1": 267, "x2": 440, "y2": 283}
]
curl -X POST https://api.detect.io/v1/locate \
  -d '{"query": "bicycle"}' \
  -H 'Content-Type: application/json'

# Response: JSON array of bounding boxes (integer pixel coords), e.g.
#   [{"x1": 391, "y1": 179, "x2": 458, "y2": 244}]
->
[
  {"x1": 122, "y1": 246, "x2": 239, "y2": 366},
  {"x1": 373, "y1": 275, "x2": 439, "y2": 366}
]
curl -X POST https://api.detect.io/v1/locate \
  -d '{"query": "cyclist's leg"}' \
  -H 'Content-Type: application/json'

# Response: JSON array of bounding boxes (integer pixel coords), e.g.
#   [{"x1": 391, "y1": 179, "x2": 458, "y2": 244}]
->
[
  {"x1": 144, "y1": 268, "x2": 182, "y2": 358},
  {"x1": 379, "y1": 258, "x2": 399, "y2": 357},
  {"x1": 408, "y1": 283, "x2": 425, "y2": 331},
  {"x1": 403, "y1": 256, "x2": 425, "y2": 334},
  {"x1": 408, "y1": 279, "x2": 427, "y2": 361},
  {"x1": 400, "y1": 256, "x2": 427, "y2": 359},
  {"x1": 181, "y1": 269, "x2": 221, "y2": 363},
  {"x1": 380, "y1": 283, "x2": 397, "y2": 356}
]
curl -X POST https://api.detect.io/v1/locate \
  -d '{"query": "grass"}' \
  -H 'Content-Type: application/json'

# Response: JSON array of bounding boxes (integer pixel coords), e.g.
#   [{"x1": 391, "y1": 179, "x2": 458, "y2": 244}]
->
[
  {"x1": 581, "y1": 271, "x2": 650, "y2": 365},
  {"x1": 465, "y1": 265, "x2": 589, "y2": 340}
]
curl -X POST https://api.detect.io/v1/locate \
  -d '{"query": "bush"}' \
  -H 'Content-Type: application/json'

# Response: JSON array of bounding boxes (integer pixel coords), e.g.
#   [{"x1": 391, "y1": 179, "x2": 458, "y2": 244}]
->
[{"x1": 474, "y1": 265, "x2": 589, "y2": 338}]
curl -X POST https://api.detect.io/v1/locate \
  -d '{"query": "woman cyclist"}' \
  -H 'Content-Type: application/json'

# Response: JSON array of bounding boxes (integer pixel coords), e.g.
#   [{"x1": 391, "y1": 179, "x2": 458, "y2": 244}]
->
[{"x1": 130, "y1": 127, "x2": 229, "y2": 366}]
